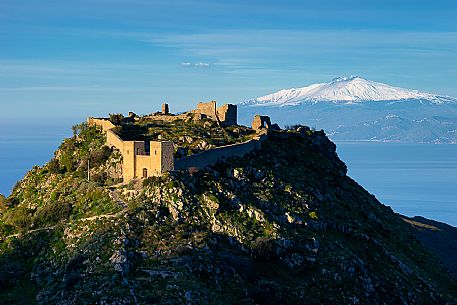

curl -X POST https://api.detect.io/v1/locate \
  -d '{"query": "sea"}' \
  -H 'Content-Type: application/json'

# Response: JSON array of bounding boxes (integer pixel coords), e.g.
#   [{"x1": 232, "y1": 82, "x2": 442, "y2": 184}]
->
[
  {"x1": 0, "y1": 120, "x2": 456, "y2": 227},
  {"x1": 336, "y1": 142, "x2": 457, "y2": 227}
]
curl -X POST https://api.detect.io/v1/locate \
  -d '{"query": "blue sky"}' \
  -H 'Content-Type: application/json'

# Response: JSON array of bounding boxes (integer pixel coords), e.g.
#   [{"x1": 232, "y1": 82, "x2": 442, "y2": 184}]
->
[{"x1": 1, "y1": 0, "x2": 456, "y2": 119}]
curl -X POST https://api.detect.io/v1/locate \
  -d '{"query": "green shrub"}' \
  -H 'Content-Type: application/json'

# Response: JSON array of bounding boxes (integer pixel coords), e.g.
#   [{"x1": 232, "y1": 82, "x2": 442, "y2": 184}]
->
[
  {"x1": 33, "y1": 201, "x2": 72, "y2": 228},
  {"x1": 109, "y1": 113, "x2": 124, "y2": 125},
  {"x1": 47, "y1": 158, "x2": 61, "y2": 174},
  {"x1": 91, "y1": 172, "x2": 107, "y2": 186},
  {"x1": 0, "y1": 194, "x2": 6, "y2": 209},
  {"x1": 309, "y1": 211, "x2": 318, "y2": 220},
  {"x1": 90, "y1": 146, "x2": 112, "y2": 167},
  {"x1": 71, "y1": 122, "x2": 89, "y2": 137},
  {"x1": 5, "y1": 207, "x2": 32, "y2": 231}
]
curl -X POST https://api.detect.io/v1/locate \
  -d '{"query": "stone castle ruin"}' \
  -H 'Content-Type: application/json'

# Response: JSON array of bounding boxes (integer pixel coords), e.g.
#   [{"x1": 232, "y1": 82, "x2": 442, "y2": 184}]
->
[
  {"x1": 252, "y1": 114, "x2": 280, "y2": 131},
  {"x1": 192, "y1": 101, "x2": 237, "y2": 126},
  {"x1": 143, "y1": 101, "x2": 237, "y2": 127},
  {"x1": 88, "y1": 101, "x2": 273, "y2": 183}
]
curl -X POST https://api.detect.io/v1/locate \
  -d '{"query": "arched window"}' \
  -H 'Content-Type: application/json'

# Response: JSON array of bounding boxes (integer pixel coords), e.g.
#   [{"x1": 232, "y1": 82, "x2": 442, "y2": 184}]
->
[{"x1": 142, "y1": 168, "x2": 148, "y2": 178}]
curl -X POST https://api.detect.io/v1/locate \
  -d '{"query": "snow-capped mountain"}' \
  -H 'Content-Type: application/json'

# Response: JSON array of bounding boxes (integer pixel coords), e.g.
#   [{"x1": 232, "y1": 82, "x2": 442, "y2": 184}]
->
[
  {"x1": 241, "y1": 76, "x2": 457, "y2": 107},
  {"x1": 238, "y1": 77, "x2": 457, "y2": 143}
]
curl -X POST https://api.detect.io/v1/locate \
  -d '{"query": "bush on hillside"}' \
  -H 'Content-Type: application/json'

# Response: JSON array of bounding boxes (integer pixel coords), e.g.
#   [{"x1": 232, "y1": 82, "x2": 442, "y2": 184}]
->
[
  {"x1": 71, "y1": 122, "x2": 89, "y2": 137},
  {"x1": 33, "y1": 201, "x2": 72, "y2": 228},
  {"x1": 109, "y1": 113, "x2": 124, "y2": 125},
  {"x1": 4, "y1": 206, "x2": 32, "y2": 232},
  {"x1": 48, "y1": 158, "x2": 61, "y2": 174}
]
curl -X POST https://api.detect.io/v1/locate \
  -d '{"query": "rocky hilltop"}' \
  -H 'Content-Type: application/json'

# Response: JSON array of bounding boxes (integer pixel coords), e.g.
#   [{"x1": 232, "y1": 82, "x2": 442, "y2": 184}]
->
[{"x1": 0, "y1": 118, "x2": 456, "y2": 304}]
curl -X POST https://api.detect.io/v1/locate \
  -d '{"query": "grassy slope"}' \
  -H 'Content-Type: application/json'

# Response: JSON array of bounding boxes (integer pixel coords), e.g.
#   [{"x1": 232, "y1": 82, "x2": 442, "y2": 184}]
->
[{"x1": 404, "y1": 216, "x2": 457, "y2": 277}]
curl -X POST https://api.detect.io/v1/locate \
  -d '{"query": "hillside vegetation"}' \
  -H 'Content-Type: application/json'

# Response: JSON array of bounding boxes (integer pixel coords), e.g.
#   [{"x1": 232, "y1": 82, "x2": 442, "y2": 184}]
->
[{"x1": 0, "y1": 121, "x2": 456, "y2": 305}]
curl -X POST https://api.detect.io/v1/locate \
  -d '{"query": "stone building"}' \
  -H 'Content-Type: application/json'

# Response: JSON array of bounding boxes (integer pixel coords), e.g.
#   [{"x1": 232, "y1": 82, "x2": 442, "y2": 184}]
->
[
  {"x1": 192, "y1": 101, "x2": 237, "y2": 126},
  {"x1": 87, "y1": 118, "x2": 174, "y2": 181},
  {"x1": 122, "y1": 140, "x2": 174, "y2": 181}
]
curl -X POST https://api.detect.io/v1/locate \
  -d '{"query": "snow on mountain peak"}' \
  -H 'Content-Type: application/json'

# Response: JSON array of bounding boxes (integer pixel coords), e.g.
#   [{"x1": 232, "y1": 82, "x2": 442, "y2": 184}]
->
[
  {"x1": 241, "y1": 77, "x2": 455, "y2": 107},
  {"x1": 330, "y1": 75, "x2": 360, "y2": 83}
]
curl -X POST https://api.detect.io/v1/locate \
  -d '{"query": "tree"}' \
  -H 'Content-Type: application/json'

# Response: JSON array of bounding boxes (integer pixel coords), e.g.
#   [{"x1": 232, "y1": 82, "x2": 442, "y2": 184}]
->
[
  {"x1": 109, "y1": 113, "x2": 124, "y2": 125},
  {"x1": 0, "y1": 194, "x2": 6, "y2": 212},
  {"x1": 71, "y1": 122, "x2": 89, "y2": 137}
]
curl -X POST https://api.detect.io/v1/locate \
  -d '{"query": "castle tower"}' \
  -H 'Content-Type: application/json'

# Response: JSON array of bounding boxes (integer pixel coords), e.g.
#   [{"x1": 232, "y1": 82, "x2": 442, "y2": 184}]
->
[
  {"x1": 121, "y1": 140, "x2": 174, "y2": 181},
  {"x1": 148, "y1": 141, "x2": 174, "y2": 176},
  {"x1": 162, "y1": 103, "x2": 169, "y2": 115}
]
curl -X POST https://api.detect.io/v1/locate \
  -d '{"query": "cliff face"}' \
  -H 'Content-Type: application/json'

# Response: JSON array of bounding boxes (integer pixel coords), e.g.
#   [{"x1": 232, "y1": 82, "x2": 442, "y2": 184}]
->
[{"x1": 0, "y1": 125, "x2": 456, "y2": 305}]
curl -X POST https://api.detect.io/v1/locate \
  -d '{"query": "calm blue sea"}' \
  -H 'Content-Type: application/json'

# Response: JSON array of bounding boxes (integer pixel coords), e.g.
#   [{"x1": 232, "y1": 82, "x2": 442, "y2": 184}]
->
[
  {"x1": 0, "y1": 121, "x2": 456, "y2": 227},
  {"x1": 0, "y1": 119, "x2": 74, "y2": 196},
  {"x1": 337, "y1": 142, "x2": 457, "y2": 227}
]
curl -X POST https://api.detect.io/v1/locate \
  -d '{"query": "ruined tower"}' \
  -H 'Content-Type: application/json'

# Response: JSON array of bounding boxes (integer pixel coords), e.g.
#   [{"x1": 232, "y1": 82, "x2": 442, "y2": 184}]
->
[{"x1": 162, "y1": 103, "x2": 169, "y2": 115}]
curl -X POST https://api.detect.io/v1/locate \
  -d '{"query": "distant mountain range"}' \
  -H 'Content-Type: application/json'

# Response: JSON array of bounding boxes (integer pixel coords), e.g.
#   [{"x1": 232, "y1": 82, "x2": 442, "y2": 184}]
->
[{"x1": 239, "y1": 76, "x2": 457, "y2": 143}]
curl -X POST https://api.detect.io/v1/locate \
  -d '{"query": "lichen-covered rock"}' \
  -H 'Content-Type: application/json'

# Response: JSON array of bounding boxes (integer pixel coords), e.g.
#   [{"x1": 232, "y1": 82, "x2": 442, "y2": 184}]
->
[{"x1": 110, "y1": 250, "x2": 129, "y2": 274}]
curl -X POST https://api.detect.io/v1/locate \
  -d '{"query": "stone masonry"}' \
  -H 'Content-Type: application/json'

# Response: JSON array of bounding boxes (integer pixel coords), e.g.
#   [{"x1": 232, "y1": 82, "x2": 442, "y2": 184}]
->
[
  {"x1": 145, "y1": 100, "x2": 237, "y2": 127},
  {"x1": 87, "y1": 102, "x2": 267, "y2": 183},
  {"x1": 162, "y1": 103, "x2": 169, "y2": 115},
  {"x1": 252, "y1": 115, "x2": 272, "y2": 131},
  {"x1": 87, "y1": 118, "x2": 174, "y2": 182},
  {"x1": 192, "y1": 101, "x2": 237, "y2": 126}
]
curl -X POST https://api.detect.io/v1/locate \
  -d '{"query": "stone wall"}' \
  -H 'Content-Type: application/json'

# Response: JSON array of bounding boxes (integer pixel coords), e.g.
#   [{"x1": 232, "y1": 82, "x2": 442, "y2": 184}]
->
[
  {"x1": 144, "y1": 113, "x2": 192, "y2": 123},
  {"x1": 158, "y1": 141, "x2": 175, "y2": 173},
  {"x1": 191, "y1": 101, "x2": 237, "y2": 126},
  {"x1": 194, "y1": 101, "x2": 218, "y2": 120},
  {"x1": 87, "y1": 118, "x2": 116, "y2": 132},
  {"x1": 106, "y1": 130, "x2": 124, "y2": 151},
  {"x1": 252, "y1": 115, "x2": 272, "y2": 131},
  {"x1": 216, "y1": 104, "x2": 237, "y2": 126},
  {"x1": 121, "y1": 141, "x2": 137, "y2": 182},
  {"x1": 175, "y1": 135, "x2": 267, "y2": 171},
  {"x1": 147, "y1": 101, "x2": 237, "y2": 126},
  {"x1": 121, "y1": 141, "x2": 175, "y2": 180},
  {"x1": 136, "y1": 155, "x2": 153, "y2": 178}
]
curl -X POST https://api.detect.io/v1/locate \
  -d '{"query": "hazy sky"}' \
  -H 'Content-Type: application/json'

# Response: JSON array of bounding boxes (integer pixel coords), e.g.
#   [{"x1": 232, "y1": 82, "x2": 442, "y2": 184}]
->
[{"x1": 1, "y1": 0, "x2": 456, "y2": 119}]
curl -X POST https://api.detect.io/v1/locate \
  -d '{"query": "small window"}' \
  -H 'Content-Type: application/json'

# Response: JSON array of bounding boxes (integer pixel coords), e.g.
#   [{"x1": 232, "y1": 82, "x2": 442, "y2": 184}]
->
[
  {"x1": 142, "y1": 168, "x2": 148, "y2": 178},
  {"x1": 136, "y1": 148, "x2": 140, "y2": 155},
  {"x1": 127, "y1": 150, "x2": 129, "y2": 154},
  {"x1": 154, "y1": 150, "x2": 157, "y2": 155}
]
